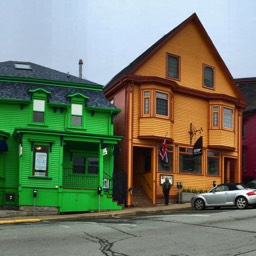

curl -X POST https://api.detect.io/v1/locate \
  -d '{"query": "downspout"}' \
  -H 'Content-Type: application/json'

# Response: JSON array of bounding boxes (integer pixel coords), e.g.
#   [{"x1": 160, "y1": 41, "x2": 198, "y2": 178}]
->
[{"x1": 126, "y1": 82, "x2": 133, "y2": 206}]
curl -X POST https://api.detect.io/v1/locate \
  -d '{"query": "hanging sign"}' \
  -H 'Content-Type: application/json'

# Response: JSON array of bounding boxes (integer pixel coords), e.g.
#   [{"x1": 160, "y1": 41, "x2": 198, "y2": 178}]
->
[{"x1": 193, "y1": 136, "x2": 203, "y2": 157}]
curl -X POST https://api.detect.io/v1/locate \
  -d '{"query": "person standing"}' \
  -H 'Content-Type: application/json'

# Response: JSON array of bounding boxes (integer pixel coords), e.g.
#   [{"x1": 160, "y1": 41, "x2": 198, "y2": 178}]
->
[{"x1": 162, "y1": 177, "x2": 171, "y2": 205}]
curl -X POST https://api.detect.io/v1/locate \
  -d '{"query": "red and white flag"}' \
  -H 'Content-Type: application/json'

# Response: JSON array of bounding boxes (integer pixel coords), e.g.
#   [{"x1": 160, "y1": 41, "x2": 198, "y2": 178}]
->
[{"x1": 159, "y1": 139, "x2": 168, "y2": 163}]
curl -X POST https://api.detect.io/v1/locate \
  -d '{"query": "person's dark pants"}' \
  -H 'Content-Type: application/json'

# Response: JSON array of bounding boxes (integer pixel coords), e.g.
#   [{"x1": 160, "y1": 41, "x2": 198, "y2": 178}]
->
[{"x1": 164, "y1": 190, "x2": 170, "y2": 205}]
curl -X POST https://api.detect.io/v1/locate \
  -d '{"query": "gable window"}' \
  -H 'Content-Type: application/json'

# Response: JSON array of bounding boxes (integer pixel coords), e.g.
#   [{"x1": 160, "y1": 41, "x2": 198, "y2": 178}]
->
[
  {"x1": 179, "y1": 147, "x2": 202, "y2": 174},
  {"x1": 33, "y1": 145, "x2": 49, "y2": 177},
  {"x1": 223, "y1": 107, "x2": 233, "y2": 129},
  {"x1": 156, "y1": 92, "x2": 168, "y2": 116},
  {"x1": 167, "y1": 54, "x2": 180, "y2": 79},
  {"x1": 203, "y1": 65, "x2": 214, "y2": 88},
  {"x1": 71, "y1": 103, "x2": 83, "y2": 126},
  {"x1": 33, "y1": 99, "x2": 45, "y2": 122},
  {"x1": 207, "y1": 151, "x2": 219, "y2": 176}
]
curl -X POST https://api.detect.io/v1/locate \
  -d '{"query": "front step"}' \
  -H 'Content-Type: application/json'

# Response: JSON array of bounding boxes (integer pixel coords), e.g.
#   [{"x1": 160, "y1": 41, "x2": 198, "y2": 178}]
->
[{"x1": 132, "y1": 185, "x2": 152, "y2": 207}]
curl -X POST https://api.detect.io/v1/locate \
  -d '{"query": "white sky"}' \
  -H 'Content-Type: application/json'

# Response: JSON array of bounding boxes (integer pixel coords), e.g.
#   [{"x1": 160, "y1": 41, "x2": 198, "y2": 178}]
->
[{"x1": 0, "y1": 0, "x2": 255, "y2": 85}]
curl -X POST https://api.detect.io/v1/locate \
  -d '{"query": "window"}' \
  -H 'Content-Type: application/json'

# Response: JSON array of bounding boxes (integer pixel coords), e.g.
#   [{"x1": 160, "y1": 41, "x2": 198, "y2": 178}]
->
[
  {"x1": 143, "y1": 91, "x2": 150, "y2": 114},
  {"x1": 33, "y1": 145, "x2": 49, "y2": 176},
  {"x1": 88, "y1": 157, "x2": 99, "y2": 174},
  {"x1": 179, "y1": 147, "x2": 201, "y2": 174},
  {"x1": 71, "y1": 103, "x2": 83, "y2": 126},
  {"x1": 158, "y1": 146, "x2": 173, "y2": 172},
  {"x1": 213, "y1": 106, "x2": 219, "y2": 127},
  {"x1": 156, "y1": 92, "x2": 168, "y2": 116},
  {"x1": 207, "y1": 151, "x2": 219, "y2": 176},
  {"x1": 73, "y1": 156, "x2": 86, "y2": 174},
  {"x1": 223, "y1": 107, "x2": 233, "y2": 129},
  {"x1": 167, "y1": 54, "x2": 180, "y2": 79},
  {"x1": 203, "y1": 65, "x2": 214, "y2": 88},
  {"x1": 33, "y1": 99, "x2": 45, "y2": 122},
  {"x1": 72, "y1": 156, "x2": 99, "y2": 174},
  {"x1": 210, "y1": 105, "x2": 234, "y2": 130}
]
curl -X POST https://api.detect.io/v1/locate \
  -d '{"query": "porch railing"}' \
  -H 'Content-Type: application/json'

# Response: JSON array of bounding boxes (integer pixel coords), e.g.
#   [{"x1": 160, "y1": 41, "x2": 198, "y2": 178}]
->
[{"x1": 62, "y1": 168, "x2": 99, "y2": 189}]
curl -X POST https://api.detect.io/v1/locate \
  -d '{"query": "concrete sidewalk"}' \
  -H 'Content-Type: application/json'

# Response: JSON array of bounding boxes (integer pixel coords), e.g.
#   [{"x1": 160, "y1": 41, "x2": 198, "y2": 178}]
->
[{"x1": 0, "y1": 203, "x2": 191, "y2": 225}]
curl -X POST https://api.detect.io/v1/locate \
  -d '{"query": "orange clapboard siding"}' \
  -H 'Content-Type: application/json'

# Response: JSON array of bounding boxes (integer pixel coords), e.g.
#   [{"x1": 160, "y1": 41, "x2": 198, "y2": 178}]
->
[
  {"x1": 173, "y1": 94, "x2": 208, "y2": 144},
  {"x1": 135, "y1": 22, "x2": 236, "y2": 98}
]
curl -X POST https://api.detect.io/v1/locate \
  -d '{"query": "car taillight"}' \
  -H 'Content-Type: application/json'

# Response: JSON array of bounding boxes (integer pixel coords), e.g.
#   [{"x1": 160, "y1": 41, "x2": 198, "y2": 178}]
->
[{"x1": 247, "y1": 191, "x2": 256, "y2": 196}]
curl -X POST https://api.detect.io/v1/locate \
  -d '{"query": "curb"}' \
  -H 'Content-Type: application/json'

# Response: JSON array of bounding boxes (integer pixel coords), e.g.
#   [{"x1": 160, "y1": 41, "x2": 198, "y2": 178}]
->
[
  {"x1": 0, "y1": 203, "x2": 192, "y2": 225},
  {"x1": 0, "y1": 218, "x2": 42, "y2": 225}
]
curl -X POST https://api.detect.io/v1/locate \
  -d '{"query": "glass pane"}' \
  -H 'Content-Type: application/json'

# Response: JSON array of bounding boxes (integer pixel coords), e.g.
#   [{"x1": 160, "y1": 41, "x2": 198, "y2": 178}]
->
[
  {"x1": 223, "y1": 108, "x2": 233, "y2": 128},
  {"x1": 158, "y1": 145, "x2": 173, "y2": 172},
  {"x1": 144, "y1": 98, "x2": 149, "y2": 114},
  {"x1": 33, "y1": 112, "x2": 44, "y2": 122},
  {"x1": 73, "y1": 156, "x2": 85, "y2": 174},
  {"x1": 33, "y1": 145, "x2": 48, "y2": 176},
  {"x1": 72, "y1": 116, "x2": 82, "y2": 126},
  {"x1": 156, "y1": 98, "x2": 168, "y2": 116},
  {"x1": 144, "y1": 91, "x2": 150, "y2": 97},
  {"x1": 88, "y1": 157, "x2": 99, "y2": 174},
  {"x1": 179, "y1": 153, "x2": 202, "y2": 174},
  {"x1": 71, "y1": 104, "x2": 83, "y2": 115},
  {"x1": 168, "y1": 55, "x2": 179, "y2": 79},
  {"x1": 208, "y1": 157, "x2": 219, "y2": 175},
  {"x1": 156, "y1": 92, "x2": 168, "y2": 100},
  {"x1": 204, "y1": 66, "x2": 214, "y2": 87},
  {"x1": 33, "y1": 99, "x2": 45, "y2": 111},
  {"x1": 213, "y1": 112, "x2": 218, "y2": 126}
]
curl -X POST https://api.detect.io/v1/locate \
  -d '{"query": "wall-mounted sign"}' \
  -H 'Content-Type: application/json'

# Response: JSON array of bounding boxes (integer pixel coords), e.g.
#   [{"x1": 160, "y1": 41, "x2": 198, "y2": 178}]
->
[
  {"x1": 103, "y1": 148, "x2": 108, "y2": 156},
  {"x1": 103, "y1": 178, "x2": 109, "y2": 189},
  {"x1": 160, "y1": 174, "x2": 173, "y2": 185}
]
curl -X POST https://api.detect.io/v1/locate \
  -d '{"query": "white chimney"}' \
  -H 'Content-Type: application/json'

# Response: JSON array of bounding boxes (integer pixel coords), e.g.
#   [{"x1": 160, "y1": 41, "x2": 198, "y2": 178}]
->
[{"x1": 79, "y1": 59, "x2": 83, "y2": 78}]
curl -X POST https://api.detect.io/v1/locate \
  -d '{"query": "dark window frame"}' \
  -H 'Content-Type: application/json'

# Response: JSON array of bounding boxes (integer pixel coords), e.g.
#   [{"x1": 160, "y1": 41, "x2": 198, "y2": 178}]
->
[
  {"x1": 203, "y1": 65, "x2": 215, "y2": 89},
  {"x1": 33, "y1": 145, "x2": 49, "y2": 177},
  {"x1": 167, "y1": 53, "x2": 180, "y2": 80}
]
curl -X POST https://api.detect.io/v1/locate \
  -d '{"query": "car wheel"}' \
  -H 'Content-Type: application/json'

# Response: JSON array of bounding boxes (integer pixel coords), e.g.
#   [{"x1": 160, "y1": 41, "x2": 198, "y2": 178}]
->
[
  {"x1": 235, "y1": 196, "x2": 248, "y2": 209},
  {"x1": 194, "y1": 198, "x2": 205, "y2": 210}
]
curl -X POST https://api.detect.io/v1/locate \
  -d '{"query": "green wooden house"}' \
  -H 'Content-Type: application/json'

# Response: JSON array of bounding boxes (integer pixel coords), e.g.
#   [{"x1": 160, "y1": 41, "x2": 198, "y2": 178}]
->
[{"x1": 0, "y1": 61, "x2": 122, "y2": 214}]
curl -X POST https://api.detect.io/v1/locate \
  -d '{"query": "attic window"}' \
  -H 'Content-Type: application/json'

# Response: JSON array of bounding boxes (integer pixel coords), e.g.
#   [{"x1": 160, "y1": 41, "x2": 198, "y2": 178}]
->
[{"x1": 14, "y1": 63, "x2": 32, "y2": 70}]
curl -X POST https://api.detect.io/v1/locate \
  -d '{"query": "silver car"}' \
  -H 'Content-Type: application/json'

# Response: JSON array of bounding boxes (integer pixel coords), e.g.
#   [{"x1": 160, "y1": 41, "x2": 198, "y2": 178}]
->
[{"x1": 191, "y1": 183, "x2": 256, "y2": 210}]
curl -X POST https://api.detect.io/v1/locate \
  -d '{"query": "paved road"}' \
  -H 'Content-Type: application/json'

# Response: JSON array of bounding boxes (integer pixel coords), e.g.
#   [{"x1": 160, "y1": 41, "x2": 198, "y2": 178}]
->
[{"x1": 1, "y1": 207, "x2": 256, "y2": 256}]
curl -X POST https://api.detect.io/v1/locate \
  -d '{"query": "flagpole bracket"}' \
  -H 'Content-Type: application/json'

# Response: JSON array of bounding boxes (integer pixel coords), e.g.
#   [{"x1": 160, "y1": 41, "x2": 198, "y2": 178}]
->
[{"x1": 189, "y1": 123, "x2": 203, "y2": 145}]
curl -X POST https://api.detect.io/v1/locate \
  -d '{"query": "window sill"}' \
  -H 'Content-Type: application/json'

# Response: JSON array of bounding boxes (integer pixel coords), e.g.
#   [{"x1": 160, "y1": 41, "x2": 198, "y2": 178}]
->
[
  {"x1": 28, "y1": 123, "x2": 48, "y2": 127},
  {"x1": 28, "y1": 176, "x2": 52, "y2": 180}
]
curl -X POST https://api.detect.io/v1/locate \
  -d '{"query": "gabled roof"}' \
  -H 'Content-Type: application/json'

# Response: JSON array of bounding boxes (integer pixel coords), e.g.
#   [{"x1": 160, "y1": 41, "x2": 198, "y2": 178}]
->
[
  {"x1": 104, "y1": 13, "x2": 245, "y2": 106},
  {"x1": 0, "y1": 61, "x2": 98, "y2": 85},
  {"x1": 235, "y1": 78, "x2": 256, "y2": 113},
  {"x1": 0, "y1": 61, "x2": 118, "y2": 110}
]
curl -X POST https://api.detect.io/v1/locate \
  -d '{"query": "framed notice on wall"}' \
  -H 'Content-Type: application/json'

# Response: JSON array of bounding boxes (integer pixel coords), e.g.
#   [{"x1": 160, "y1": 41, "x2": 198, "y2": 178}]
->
[{"x1": 160, "y1": 174, "x2": 173, "y2": 185}]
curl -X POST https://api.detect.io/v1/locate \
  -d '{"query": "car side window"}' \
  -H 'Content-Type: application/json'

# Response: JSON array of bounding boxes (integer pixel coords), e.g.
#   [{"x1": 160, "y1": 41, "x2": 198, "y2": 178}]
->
[{"x1": 216, "y1": 185, "x2": 229, "y2": 192}]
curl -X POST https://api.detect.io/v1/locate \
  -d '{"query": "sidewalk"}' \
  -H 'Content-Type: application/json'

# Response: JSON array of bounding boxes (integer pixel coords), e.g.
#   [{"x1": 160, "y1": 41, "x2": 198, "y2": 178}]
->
[{"x1": 0, "y1": 203, "x2": 191, "y2": 225}]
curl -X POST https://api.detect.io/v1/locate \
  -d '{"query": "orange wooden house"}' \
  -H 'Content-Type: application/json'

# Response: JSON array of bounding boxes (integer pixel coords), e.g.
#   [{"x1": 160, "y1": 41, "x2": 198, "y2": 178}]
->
[{"x1": 104, "y1": 13, "x2": 247, "y2": 206}]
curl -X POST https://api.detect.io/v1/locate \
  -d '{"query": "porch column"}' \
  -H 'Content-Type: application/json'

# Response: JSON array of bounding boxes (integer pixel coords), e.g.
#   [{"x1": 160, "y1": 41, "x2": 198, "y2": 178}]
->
[{"x1": 98, "y1": 144, "x2": 103, "y2": 188}]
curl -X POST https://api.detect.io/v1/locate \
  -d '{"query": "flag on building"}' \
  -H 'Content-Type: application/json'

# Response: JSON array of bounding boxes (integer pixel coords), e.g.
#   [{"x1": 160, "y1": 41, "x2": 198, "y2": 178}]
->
[{"x1": 159, "y1": 138, "x2": 168, "y2": 163}]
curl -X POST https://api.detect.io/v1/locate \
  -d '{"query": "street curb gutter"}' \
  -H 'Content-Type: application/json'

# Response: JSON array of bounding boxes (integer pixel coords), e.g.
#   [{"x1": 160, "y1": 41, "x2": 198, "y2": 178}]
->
[{"x1": 0, "y1": 203, "x2": 192, "y2": 225}]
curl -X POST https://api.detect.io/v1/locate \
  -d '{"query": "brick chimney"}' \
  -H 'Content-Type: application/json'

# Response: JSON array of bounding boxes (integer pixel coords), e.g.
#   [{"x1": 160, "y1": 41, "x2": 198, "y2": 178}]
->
[{"x1": 79, "y1": 59, "x2": 83, "y2": 78}]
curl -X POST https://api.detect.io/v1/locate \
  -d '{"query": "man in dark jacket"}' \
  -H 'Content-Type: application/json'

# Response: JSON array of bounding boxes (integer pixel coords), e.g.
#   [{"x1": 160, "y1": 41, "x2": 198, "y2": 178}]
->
[{"x1": 162, "y1": 177, "x2": 171, "y2": 205}]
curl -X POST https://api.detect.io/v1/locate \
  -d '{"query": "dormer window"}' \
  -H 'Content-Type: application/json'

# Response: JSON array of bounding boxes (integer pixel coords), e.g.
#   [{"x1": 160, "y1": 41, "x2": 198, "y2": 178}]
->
[
  {"x1": 33, "y1": 99, "x2": 45, "y2": 122},
  {"x1": 203, "y1": 65, "x2": 214, "y2": 88},
  {"x1": 71, "y1": 103, "x2": 83, "y2": 126}
]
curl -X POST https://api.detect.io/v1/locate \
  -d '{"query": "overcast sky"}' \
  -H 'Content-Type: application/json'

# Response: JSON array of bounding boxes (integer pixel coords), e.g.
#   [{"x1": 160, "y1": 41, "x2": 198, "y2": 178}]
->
[{"x1": 0, "y1": 0, "x2": 256, "y2": 85}]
